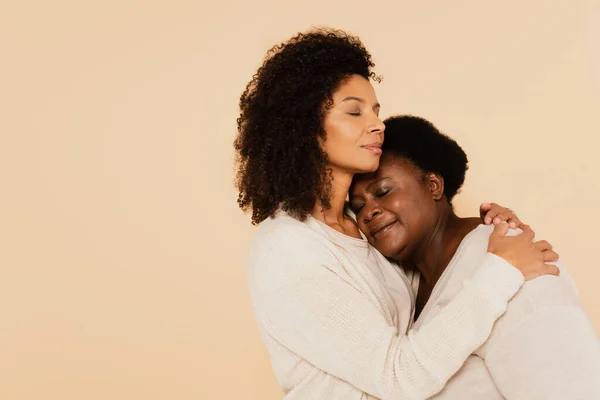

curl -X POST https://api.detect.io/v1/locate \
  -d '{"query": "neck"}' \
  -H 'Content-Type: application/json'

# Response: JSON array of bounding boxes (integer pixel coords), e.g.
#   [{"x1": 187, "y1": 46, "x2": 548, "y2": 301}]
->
[
  {"x1": 405, "y1": 204, "x2": 478, "y2": 287},
  {"x1": 311, "y1": 167, "x2": 353, "y2": 226}
]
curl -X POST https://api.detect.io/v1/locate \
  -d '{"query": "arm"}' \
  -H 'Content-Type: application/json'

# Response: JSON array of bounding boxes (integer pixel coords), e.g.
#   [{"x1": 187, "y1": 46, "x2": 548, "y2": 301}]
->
[
  {"x1": 249, "y1": 230, "x2": 524, "y2": 399},
  {"x1": 477, "y1": 263, "x2": 600, "y2": 399}
]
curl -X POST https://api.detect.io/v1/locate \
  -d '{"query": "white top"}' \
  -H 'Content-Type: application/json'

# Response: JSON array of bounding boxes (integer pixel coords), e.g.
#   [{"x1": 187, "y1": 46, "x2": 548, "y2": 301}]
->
[
  {"x1": 313, "y1": 219, "x2": 415, "y2": 333},
  {"x1": 247, "y1": 211, "x2": 524, "y2": 399},
  {"x1": 415, "y1": 224, "x2": 600, "y2": 400}
]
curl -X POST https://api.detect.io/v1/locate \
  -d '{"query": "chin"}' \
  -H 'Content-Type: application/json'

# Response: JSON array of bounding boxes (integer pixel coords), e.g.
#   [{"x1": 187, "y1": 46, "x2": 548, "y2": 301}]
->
[
  {"x1": 376, "y1": 244, "x2": 402, "y2": 260},
  {"x1": 353, "y1": 159, "x2": 380, "y2": 174},
  {"x1": 391, "y1": 246, "x2": 410, "y2": 262},
  {"x1": 381, "y1": 237, "x2": 410, "y2": 261}
]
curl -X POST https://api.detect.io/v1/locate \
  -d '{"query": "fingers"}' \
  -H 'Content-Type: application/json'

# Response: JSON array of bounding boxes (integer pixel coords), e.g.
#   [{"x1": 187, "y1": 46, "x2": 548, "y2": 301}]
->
[
  {"x1": 534, "y1": 240, "x2": 553, "y2": 252},
  {"x1": 482, "y1": 203, "x2": 528, "y2": 230},
  {"x1": 482, "y1": 202, "x2": 520, "y2": 226},
  {"x1": 482, "y1": 202, "x2": 501, "y2": 225},
  {"x1": 541, "y1": 248, "x2": 559, "y2": 262},
  {"x1": 479, "y1": 202, "x2": 492, "y2": 215},
  {"x1": 492, "y1": 209, "x2": 522, "y2": 229},
  {"x1": 518, "y1": 224, "x2": 535, "y2": 239},
  {"x1": 491, "y1": 221, "x2": 510, "y2": 237},
  {"x1": 544, "y1": 263, "x2": 560, "y2": 276},
  {"x1": 524, "y1": 262, "x2": 561, "y2": 280}
]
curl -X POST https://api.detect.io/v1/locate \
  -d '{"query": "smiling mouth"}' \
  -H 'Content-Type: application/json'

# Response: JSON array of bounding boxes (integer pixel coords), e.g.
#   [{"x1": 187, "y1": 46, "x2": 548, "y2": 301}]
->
[{"x1": 371, "y1": 221, "x2": 397, "y2": 239}]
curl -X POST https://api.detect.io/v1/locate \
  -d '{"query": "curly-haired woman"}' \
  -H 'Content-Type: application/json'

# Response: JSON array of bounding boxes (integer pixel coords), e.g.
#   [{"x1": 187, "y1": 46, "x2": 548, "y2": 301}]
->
[{"x1": 234, "y1": 29, "x2": 559, "y2": 399}]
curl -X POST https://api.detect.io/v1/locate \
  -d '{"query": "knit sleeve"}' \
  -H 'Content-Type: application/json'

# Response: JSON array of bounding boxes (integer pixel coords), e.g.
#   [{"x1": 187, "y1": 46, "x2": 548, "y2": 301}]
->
[{"x1": 249, "y1": 229, "x2": 525, "y2": 399}]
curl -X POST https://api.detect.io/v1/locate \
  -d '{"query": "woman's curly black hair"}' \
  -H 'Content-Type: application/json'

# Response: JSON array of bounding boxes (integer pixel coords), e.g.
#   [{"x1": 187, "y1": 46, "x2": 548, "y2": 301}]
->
[
  {"x1": 382, "y1": 115, "x2": 469, "y2": 203},
  {"x1": 234, "y1": 28, "x2": 380, "y2": 225}
]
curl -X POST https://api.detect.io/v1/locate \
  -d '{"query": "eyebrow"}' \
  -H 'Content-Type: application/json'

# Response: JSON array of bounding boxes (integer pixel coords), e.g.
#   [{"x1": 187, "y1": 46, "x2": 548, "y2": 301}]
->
[
  {"x1": 366, "y1": 177, "x2": 391, "y2": 191},
  {"x1": 341, "y1": 96, "x2": 381, "y2": 109}
]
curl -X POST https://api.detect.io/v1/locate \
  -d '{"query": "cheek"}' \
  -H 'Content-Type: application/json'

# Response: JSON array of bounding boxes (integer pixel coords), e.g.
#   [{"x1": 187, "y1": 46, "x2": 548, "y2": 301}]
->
[
  {"x1": 400, "y1": 202, "x2": 431, "y2": 237},
  {"x1": 324, "y1": 120, "x2": 361, "y2": 150},
  {"x1": 385, "y1": 196, "x2": 414, "y2": 223},
  {"x1": 380, "y1": 198, "x2": 427, "y2": 251},
  {"x1": 357, "y1": 218, "x2": 368, "y2": 236},
  {"x1": 369, "y1": 223, "x2": 410, "y2": 259}
]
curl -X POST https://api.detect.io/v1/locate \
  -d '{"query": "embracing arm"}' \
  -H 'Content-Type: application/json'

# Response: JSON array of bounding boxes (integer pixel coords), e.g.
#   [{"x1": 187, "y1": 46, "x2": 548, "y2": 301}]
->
[{"x1": 249, "y1": 230, "x2": 525, "y2": 399}]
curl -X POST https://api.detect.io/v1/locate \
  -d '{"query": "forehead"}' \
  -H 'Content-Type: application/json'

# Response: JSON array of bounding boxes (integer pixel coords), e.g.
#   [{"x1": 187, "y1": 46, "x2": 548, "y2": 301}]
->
[
  {"x1": 378, "y1": 155, "x2": 418, "y2": 175},
  {"x1": 351, "y1": 155, "x2": 418, "y2": 192},
  {"x1": 332, "y1": 75, "x2": 377, "y2": 101}
]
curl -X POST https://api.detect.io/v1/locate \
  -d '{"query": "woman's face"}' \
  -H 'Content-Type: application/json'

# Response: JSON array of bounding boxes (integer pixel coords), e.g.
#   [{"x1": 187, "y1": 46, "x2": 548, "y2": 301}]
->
[
  {"x1": 321, "y1": 74, "x2": 385, "y2": 174},
  {"x1": 350, "y1": 155, "x2": 442, "y2": 260}
]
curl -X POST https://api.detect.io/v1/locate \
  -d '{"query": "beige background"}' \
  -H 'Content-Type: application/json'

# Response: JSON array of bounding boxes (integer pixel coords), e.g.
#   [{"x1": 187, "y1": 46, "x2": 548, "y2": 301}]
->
[{"x1": 1, "y1": 0, "x2": 598, "y2": 399}]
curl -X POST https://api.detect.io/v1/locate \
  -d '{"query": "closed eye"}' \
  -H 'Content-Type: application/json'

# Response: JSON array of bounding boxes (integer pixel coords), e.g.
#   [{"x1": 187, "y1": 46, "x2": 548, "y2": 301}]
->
[
  {"x1": 375, "y1": 189, "x2": 390, "y2": 197},
  {"x1": 350, "y1": 203, "x2": 364, "y2": 214}
]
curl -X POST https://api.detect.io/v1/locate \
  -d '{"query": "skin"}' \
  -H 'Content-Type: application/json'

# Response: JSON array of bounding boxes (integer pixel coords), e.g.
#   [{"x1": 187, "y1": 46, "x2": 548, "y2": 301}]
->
[
  {"x1": 311, "y1": 74, "x2": 515, "y2": 236},
  {"x1": 310, "y1": 74, "x2": 558, "y2": 303},
  {"x1": 350, "y1": 155, "x2": 480, "y2": 317},
  {"x1": 311, "y1": 74, "x2": 384, "y2": 238},
  {"x1": 350, "y1": 154, "x2": 557, "y2": 319}
]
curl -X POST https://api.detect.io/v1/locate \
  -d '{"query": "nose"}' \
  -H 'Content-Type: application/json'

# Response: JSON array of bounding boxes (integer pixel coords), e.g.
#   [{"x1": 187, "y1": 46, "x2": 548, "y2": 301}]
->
[
  {"x1": 368, "y1": 115, "x2": 385, "y2": 141},
  {"x1": 363, "y1": 202, "x2": 383, "y2": 223}
]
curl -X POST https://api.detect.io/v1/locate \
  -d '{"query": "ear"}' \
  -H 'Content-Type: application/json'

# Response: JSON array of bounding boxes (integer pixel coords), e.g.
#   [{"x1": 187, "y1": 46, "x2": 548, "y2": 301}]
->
[{"x1": 427, "y1": 172, "x2": 445, "y2": 201}]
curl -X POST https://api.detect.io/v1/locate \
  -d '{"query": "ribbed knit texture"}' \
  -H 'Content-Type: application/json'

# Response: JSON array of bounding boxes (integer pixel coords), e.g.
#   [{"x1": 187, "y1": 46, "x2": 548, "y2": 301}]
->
[{"x1": 247, "y1": 212, "x2": 524, "y2": 399}]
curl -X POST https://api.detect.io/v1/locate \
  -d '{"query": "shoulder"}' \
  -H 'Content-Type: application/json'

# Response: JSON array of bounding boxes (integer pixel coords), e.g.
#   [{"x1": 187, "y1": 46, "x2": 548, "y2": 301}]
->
[
  {"x1": 251, "y1": 212, "x2": 324, "y2": 255},
  {"x1": 248, "y1": 212, "x2": 339, "y2": 281},
  {"x1": 444, "y1": 224, "x2": 494, "y2": 277},
  {"x1": 478, "y1": 225, "x2": 580, "y2": 312},
  {"x1": 253, "y1": 212, "x2": 307, "y2": 241},
  {"x1": 512, "y1": 259, "x2": 579, "y2": 312},
  {"x1": 467, "y1": 224, "x2": 577, "y2": 299},
  {"x1": 246, "y1": 214, "x2": 353, "y2": 319}
]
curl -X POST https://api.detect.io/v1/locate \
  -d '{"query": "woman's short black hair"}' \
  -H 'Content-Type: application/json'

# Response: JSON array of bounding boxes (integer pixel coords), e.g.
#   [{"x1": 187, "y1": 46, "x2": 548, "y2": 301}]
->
[
  {"x1": 234, "y1": 28, "x2": 379, "y2": 224},
  {"x1": 382, "y1": 115, "x2": 469, "y2": 202}
]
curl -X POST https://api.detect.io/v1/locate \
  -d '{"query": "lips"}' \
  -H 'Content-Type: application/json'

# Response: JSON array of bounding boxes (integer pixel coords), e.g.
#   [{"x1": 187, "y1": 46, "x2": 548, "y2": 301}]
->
[
  {"x1": 362, "y1": 143, "x2": 382, "y2": 154},
  {"x1": 369, "y1": 220, "x2": 397, "y2": 239}
]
